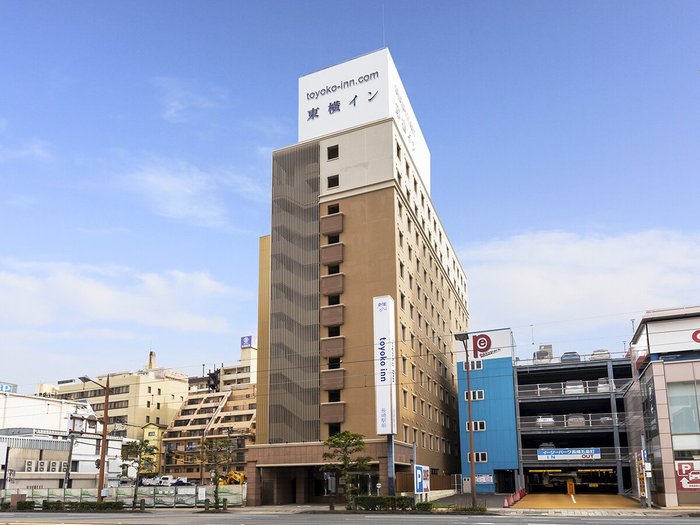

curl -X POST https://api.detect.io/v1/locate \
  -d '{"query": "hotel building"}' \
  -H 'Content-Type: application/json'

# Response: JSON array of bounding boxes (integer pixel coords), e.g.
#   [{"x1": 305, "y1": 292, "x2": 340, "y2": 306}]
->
[{"x1": 246, "y1": 49, "x2": 469, "y2": 505}]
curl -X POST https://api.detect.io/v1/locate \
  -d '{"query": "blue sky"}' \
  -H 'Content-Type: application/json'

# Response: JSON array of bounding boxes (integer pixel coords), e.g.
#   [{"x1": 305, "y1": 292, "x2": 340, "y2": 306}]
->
[{"x1": 1, "y1": 1, "x2": 698, "y2": 391}]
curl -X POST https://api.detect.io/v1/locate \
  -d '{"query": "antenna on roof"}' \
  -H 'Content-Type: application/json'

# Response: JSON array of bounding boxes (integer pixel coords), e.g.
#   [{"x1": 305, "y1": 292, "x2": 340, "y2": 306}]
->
[{"x1": 382, "y1": 4, "x2": 386, "y2": 47}]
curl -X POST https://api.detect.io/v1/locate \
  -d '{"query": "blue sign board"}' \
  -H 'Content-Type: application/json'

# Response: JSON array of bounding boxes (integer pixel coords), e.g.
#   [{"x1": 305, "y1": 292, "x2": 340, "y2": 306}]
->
[
  {"x1": 0, "y1": 382, "x2": 17, "y2": 393},
  {"x1": 537, "y1": 448, "x2": 601, "y2": 461},
  {"x1": 240, "y1": 336, "x2": 252, "y2": 349}
]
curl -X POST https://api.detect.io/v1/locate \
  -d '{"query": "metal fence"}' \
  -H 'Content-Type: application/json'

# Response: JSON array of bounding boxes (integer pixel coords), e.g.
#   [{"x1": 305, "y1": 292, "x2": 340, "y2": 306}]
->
[
  {"x1": 518, "y1": 378, "x2": 631, "y2": 398},
  {"x1": 0, "y1": 485, "x2": 245, "y2": 508}
]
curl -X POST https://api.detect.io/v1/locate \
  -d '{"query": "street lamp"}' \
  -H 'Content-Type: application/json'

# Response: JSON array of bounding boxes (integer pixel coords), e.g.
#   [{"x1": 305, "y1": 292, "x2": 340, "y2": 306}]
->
[
  {"x1": 80, "y1": 374, "x2": 110, "y2": 502},
  {"x1": 454, "y1": 331, "x2": 478, "y2": 508}
]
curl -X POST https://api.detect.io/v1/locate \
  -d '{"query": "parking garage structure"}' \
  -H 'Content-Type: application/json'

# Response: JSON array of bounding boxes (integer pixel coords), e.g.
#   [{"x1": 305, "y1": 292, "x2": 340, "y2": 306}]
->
[{"x1": 516, "y1": 356, "x2": 633, "y2": 494}]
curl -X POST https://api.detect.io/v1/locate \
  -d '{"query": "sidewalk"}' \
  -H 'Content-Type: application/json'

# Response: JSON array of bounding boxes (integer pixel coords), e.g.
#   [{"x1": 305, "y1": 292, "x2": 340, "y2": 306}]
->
[{"x1": 434, "y1": 492, "x2": 700, "y2": 517}]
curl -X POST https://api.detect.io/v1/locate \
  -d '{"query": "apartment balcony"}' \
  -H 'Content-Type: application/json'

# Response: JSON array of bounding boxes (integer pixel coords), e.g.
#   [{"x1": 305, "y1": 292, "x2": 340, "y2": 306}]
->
[
  {"x1": 320, "y1": 213, "x2": 344, "y2": 235},
  {"x1": 321, "y1": 336, "x2": 345, "y2": 358},
  {"x1": 320, "y1": 243, "x2": 344, "y2": 265},
  {"x1": 320, "y1": 402, "x2": 345, "y2": 423},
  {"x1": 320, "y1": 369, "x2": 345, "y2": 391},
  {"x1": 320, "y1": 274, "x2": 344, "y2": 295},
  {"x1": 320, "y1": 304, "x2": 345, "y2": 326}
]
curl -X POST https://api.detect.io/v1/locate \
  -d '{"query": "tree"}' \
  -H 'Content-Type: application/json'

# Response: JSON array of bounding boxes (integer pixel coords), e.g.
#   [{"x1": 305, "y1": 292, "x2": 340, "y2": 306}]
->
[
  {"x1": 121, "y1": 439, "x2": 158, "y2": 509},
  {"x1": 201, "y1": 437, "x2": 236, "y2": 509},
  {"x1": 322, "y1": 431, "x2": 372, "y2": 509}
]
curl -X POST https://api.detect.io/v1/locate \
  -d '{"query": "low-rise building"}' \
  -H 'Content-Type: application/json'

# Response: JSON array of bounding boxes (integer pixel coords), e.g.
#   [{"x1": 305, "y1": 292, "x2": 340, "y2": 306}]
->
[
  {"x1": 36, "y1": 352, "x2": 189, "y2": 439},
  {"x1": 160, "y1": 385, "x2": 256, "y2": 483},
  {"x1": 625, "y1": 306, "x2": 700, "y2": 507},
  {"x1": 0, "y1": 393, "x2": 122, "y2": 489}
]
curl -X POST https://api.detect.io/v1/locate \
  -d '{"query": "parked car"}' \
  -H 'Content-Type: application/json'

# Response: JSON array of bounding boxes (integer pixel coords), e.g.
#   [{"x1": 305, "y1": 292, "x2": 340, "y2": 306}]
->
[
  {"x1": 536, "y1": 413, "x2": 555, "y2": 427},
  {"x1": 567, "y1": 413, "x2": 587, "y2": 427},
  {"x1": 565, "y1": 379, "x2": 585, "y2": 394},
  {"x1": 560, "y1": 351, "x2": 581, "y2": 362},
  {"x1": 597, "y1": 378, "x2": 612, "y2": 393},
  {"x1": 598, "y1": 415, "x2": 614, "y2": 426},
  {"x1": 590, "y1": 349, "x2": 611, "y2": 361}
]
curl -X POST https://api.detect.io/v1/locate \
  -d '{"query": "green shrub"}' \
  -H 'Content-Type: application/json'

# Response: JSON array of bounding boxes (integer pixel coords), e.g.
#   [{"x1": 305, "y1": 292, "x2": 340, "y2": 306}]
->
[
  {"x1": 416, "y1": 501, "x2": 433, "y2": 511},
  {"x1": 42, "y1": 500, "x2": 65, "y2": 511},
  {"x1": 353, "y1": 496, "x2": 415, "y2": 511},
  {"x1": 16, "y1": 500, "x2": 35, "y2": 511},
  {"x1": 1, "y1": 501, "x2": 11, "y2": 511},
  {"x1": 64, "y1": 501, "x2": 125, "y2": 512},
  {"x1": 453, "y1": 504, "x2": 486, "y2": 513}
]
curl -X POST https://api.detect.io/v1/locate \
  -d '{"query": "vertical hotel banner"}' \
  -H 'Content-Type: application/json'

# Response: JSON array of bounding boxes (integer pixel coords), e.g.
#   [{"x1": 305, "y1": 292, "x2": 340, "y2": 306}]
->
[{"x1": 374, "y1": 296, "x2": 397, "y2": 435}]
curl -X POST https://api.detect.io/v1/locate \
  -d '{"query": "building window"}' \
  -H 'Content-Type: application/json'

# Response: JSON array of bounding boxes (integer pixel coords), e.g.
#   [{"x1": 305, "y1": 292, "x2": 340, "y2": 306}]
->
[
  {"x1": 328, "y1": 326, "x2": 340, "y2": 337},
  {"x1": 327, "y1": 264, "x2": 340, "y2": 275},
  {"x1": 328, "y1": 390, "x2": 341, "y2": 402},
  {"x1": 403, "y1": 390, "x2": 408, "y2": 408},
  {"x1": 146, "y1": 416, "x2": 150, "y2": 423},
  {"x1": 402, "y1": 356, "x2": 407, "y2": 374},
  {"x1": 403, "y1": 425, "x2": 409, "y2": 443},
  {"x1": 396, "y1": 142, "x2": 401, "y2": 159},
  {"x1": 466, "y1": 420, "x2": 487, "y2": 432},
  {"x1": 327, "y1": 234, "x2": 340, "y2": 244},
  {"x1": 328, "y1": 203, "x2": 340, "y2": 214},
  {"x1": 158, "y1": 388, "x2": 161, "y2": 395},
  {"x1": 464, "y1": 360, "x2": 483, "y2": 371},
  {"x1": 327, "y1": 175, "x2": 339, "y2": 188},
  {"x1": 148, "y1": 387, "x2": 152, "y2": 394},
  {"x1": 327, "y1": 145, "x2": 339, "y2": 160},
  {"x1": 329, "y1": 423, "x2": 341, "y2": 436},
  {"x1": 156, "y1": 403, "x2": 161, "y2": 409},
  {"x1": 465, "y1": 390, "x2": 485, "y2": 401},
  {"x1": 328, "y1": 358, "x2": 341, "y2": 369},
  {"x1": 328, "y1": 295, "x2": 340, "y2": 306},
  {"x1": 467, "y1": 452, "x2": 488, "y2": 463},
  {"x1": 147, "y1": 401, "x2": 151, "y2": 408},
  {"x1": 412, "y1": 395, "x2": 417, "y2": 412}
]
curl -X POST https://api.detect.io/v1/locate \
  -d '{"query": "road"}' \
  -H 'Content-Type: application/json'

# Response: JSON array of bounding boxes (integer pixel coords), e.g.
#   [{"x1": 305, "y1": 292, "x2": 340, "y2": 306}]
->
[{"x1": 0, "y1": 512, "x2": 697, "y2": 525}]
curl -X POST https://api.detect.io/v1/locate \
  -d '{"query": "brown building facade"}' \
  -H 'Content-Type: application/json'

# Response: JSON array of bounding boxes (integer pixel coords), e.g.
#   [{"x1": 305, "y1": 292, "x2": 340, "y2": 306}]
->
[{"x1": 247, "y1": 52, "x2": 469, "y2": 505}]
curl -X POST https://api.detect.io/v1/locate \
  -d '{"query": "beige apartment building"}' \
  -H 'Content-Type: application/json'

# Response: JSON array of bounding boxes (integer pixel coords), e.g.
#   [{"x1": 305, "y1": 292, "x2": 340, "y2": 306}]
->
[
  {"x1": 160, "y1": 385, "x2": 256, "y2": 483},
  {"x1": 247, "y1": 49, "x2": 469, "y2": 505},
  {"x1": 37, "y1": 353, "x2": 189, "y2": 440}
]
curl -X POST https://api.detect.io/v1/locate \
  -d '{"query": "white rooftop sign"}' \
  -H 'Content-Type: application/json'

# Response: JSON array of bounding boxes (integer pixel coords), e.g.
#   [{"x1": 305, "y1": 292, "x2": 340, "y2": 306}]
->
[{"x1": 298, "y1": 49, "x2": 431, "y2": 192}]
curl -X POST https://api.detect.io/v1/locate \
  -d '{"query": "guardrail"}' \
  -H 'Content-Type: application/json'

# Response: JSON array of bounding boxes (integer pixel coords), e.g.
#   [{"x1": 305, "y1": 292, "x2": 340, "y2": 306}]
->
[
  {"x1": 520, "y1": 412, "x2": 625, "y2": 430},
  {"x1": 518, "y1": 379, "x2": 631, "y2": 398}
]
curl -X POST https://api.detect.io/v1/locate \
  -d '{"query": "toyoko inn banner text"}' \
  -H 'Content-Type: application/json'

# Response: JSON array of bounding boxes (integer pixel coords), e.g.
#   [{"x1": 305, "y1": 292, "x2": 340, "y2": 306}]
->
[{"x1": 373, "y1": 296, "x2": 397, "y2": 435}]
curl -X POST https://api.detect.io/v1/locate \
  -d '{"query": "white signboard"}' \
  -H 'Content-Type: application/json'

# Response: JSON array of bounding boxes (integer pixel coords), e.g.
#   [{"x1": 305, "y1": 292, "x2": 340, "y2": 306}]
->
[
  {"x1": 373, "y1": 296, "x2": 397, "y2": 435},
  {"x1": 646, "y1": 318, "x2": 700, "y2": 355},
  {"x1": 0, "y1": 443, "x2": 7, "y2": 466},
  {"x1": 537, "y1": 448, "x2": 601, "y2": 461},
  {"x1": 298, "y1": 49, "x2": 431, "y2": 192},
  {"x1": 475, "y1": 474, "x2": 493, "y2": 484},
  {"x1": 460, "y1": 329, "x2": 514, "y2": 362},
  {"x1": 414, "y1": 465, "x2": 430, "y2": 494}
]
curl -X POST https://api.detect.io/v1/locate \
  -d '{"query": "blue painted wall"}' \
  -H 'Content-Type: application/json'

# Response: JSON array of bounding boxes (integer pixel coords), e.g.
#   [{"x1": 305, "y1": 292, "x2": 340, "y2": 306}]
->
[{"x1": 457, "y1": 356, "x2": 518, "y2": 493}]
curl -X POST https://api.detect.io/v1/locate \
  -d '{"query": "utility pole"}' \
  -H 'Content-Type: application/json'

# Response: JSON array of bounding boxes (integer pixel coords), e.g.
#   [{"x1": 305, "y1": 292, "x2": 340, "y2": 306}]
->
[
  {"x1": 98, "y1": 375, "x2": 110, "y2": 502},
  {"x1": 454, "y1": 332, "x2": 478, "y2": 508}
]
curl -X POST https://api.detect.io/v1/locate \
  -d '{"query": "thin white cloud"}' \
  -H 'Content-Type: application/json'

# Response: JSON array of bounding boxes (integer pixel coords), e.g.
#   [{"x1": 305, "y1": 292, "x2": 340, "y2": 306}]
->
[
  {"x1": 0, "y1": 139, "x2": 51, "y2": 162},
  {"x1": 459, "y1": 230, "x2": 700, "y2": 355},
  {"x1": 0, "y1": 118, "x2": 7, "y2": 133},
  {"x1": 124, "y1": 158, "x2": 268, "y2": 228},
  {"x1": 0, "y1": 259, "x2": 248, "y2": 333},
  {"x1": 152, "y1": 77, "x2": 228, "y2": 123}
]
